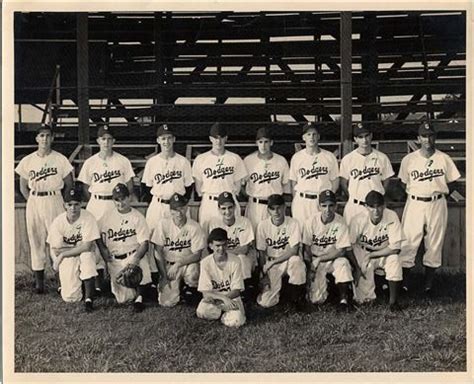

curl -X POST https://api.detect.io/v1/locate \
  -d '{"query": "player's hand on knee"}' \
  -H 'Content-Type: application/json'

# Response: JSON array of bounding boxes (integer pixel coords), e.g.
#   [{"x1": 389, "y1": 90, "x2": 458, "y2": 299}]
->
[
  {"x1": 53, "y1": 255, "x2": 64, "y2": 272},
  {"x1": 167, "y1": 265, "x2": 179, "y2": 280},
  {"x1": 221, "y1": 297, "x2": 238, "y2": 311}
]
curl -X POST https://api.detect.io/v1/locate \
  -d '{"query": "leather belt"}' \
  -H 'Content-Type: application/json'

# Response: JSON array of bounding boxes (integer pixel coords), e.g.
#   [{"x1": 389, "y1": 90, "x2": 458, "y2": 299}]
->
[
  {"x1": 94, "y1": 194, "x2": 113, "y2": 200},
  {"x1": 299, "y1": 192, "x2": 318, "y2": 200},
  {"x1": 360, "y1": 245, "x2": 376, "y2": 252},
  {"x1": 252, "y1": 197, "x2": 269, "y2": 205},
  {"x1": 114, "y1": 249, "x2": 136, "y2": 260},
  {"x1": 31, "y1": 190, "x2": 58, "y2": 196},
  {"x1": 353, "y1": 199, "x2": 366, "y2": 206},
  {"x1": 157, "y1": 197, "x2": 171, "y2": 204},
  {"x1": 166, "y1": 260, "x2": 176, "y2": 265},
  {"x1": 410, "y1": 194, "x2": 443, "y2": 202}
]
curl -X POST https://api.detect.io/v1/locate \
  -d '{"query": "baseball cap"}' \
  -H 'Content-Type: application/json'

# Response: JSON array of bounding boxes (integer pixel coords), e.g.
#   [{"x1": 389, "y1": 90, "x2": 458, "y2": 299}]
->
[
  {"x1": 365, "y1": 190, "x2": 385, "y2": 207},
  {"x1": 319, "y1": 189, "x2": 337, "y2": 204},
  {"x1": 156, "y1": 124, "x2": 175, "y2": 137},
  {"x1": 36, "y1": 124, "x2": 53, "y2": 135},
  {"x1": 169, "y1": 193, "x2": 188, "y2": 210},
  {"x1": 418, "y1": 121, "x2": 436, "y2": 136},
  {"x1": 302, "y1": 122, "x2": 320, "y2": 135},
  {"x1": 353, "y1": 122, "x2": 371, "y2": 136},
  {"x1": 256, "y1": 127, "x2": 273, "y2": 140},
  {"x1": 97, "y1": 124, "x2": 114, "y2": 138},
  {"x1": 209, "y1": 122, "x2": 228, "y2": 138},
  {"x1": 217, "y1": 191, "x2": 235, "y2": 206},
  {"x1": 208, "y1": 227, "x2": 228, "y2": 243},
  {"x1": 112, "y1": 183, "x2": 130, "y2": 200},
  {"x1": 64, "y1": 185, "x2": 83, "y2": 203},
  {"x1": 267, "y1": 194, "x2": 285, "y2": 207}
]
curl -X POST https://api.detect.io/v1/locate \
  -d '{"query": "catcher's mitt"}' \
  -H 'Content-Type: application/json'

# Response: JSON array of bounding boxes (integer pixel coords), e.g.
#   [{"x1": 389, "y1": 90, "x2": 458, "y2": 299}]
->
[{"x1": 116, "y1": 264, "x2": 143, "y2": 289}]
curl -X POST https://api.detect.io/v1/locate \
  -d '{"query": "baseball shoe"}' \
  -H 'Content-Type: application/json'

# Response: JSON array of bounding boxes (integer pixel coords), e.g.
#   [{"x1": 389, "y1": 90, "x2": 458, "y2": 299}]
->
[
  {"x1": 94, "y1": 287, "x2": 103, "y2": 298},
  {"x1": 424, "y1": 287, "x2": 435, "y2": 299},
  {"x1": 337, "y1": 299, "x2": 353, "y2": 313},
  {"x1": 84, "y1": 299, "x2": 94, "y2": 313},
  {"x1": 133, "y1": 301, "x2": 146, "y2": 313},
  {"x1": 400, "y1": 285, "x2": 409, "y2": 298},
  {"x1": 57, "y1": 286, "x2": 62, "y2": 296},
  {"x1": 389, "y1": 302, "x2": 403, "y2": 312}
]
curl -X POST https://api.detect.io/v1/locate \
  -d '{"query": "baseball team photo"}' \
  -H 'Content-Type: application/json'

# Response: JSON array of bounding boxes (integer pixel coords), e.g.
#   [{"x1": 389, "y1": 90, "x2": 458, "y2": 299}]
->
[{"x1": 5, "y1": 5, "x2": 469, "y2": 378}]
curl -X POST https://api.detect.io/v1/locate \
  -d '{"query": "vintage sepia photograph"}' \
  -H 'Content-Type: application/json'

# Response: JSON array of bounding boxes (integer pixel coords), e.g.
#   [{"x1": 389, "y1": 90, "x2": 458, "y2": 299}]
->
[{"x1": 3, "y1": 1, "x2": 471, "y2": 383}]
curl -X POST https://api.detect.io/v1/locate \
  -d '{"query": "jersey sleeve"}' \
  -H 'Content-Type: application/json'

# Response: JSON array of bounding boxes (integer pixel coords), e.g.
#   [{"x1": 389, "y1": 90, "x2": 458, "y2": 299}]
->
[
  {"x1": 289, "y1": 155, "x2": 298, "y2": 182},
  {"x1": 197, "y1": 258, "x2": 212, "y2": 292},
  {"x1": 328, "y1": 152, "x2": 339, "y2": 181},
  {"x1": 59, "y1": 154, "x2": 74, "y2": 179},
  {"x1": 190, "y1": 223, "x2": 206, "y2": 253},
  {"x1": 444, "y1": 154, "x2": 461, "y2": 183},
  {"x1": 339, "y1": 155, "x2": 349, "y2": 179},
  {"x1": 288, "y1": 219, "x2": 301, "y2": 247},
  {"x1": 380, "y1": 153, "x2": 395, "y2": 180},
  {"x1": 233, "y1": 155, "x2": 248, "y2": 182},
  {"x1": 281, "y1": 157, "x2": 291, "y2": 187},
  {"x1": 191, "y1": 155, "x2": 203, "y2": 182},
  {"x1": 397, "y1": 155, "x2": 409, "y2": 184},
  {"x1": 122, "y1": 157, "x2": 136, "y2": 181},
  {"x1": 150, "y1": 221, "x2": 166, "y2": 246},
  {"x1": 46, "y1": 217, "x2": 63, "y2": 247},
  {"x1": 387, "y1": 212, "x2": 402, "y2": 249},
  {"x1": 135, "y1": 214, "x2": 151, "y2": 244},
  {"x1": 14, "y1": 157, "x2": 29, "y2": 180},
  {"x1": 141, "y1": 158, "x2": 154, "y2": 187},
  {"x1": 77, "y1": 159, "x2": 92, "y2": 185},
  {"x1": 238, "y1": 219, "x2": 255, "y2": 246},
  {"x1": 230, "y1": 259, "x2": 245, "y2": 291},
  {"x1": 256, "y1": 222, "x2": 267, "y2": 251},
  {"x1": 183, "y1": 158, "x2": 194, "y2": 187},
  {"x1": 82, "y1": 214, "x2": 101, "y2": 242}
]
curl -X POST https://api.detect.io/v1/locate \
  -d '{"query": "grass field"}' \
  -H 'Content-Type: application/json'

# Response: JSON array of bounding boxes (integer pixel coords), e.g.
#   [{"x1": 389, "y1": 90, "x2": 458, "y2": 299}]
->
[{"x1": 14, "y1": 272, "x2": 466, "y2": 373}]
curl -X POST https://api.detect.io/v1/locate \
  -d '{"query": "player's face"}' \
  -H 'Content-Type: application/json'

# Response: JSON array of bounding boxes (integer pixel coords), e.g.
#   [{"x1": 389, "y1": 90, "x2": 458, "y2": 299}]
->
[
  {"x1": 97, "y1": 134, "x2": 115, "y2": 152},
  {"x1": 302, "y1": 129, "x2": 319, "y2": 147},
  {"x1": 319, "y1": 201, "x2": 336, "y2": 222},
  {"x1": 219, "y1": 202, "x2": 235, "y2": 221},
  {"x1": 418, "y1": 134, "x2": 436, "y2": 150},
  {"x1": 209, "y1": 135, "x2": 227, "y2": 150},
  {"x1": 354, "y1": 132, "x2": 372, "y2": 149},
  {"x1": 257, "y1": 138, "x2": 272, "y2": 155},
  {"x1": 113, "y1": 196, "x2": 131, "y2": 213},
  {"x1": 268, "y1": 204, "x2": 285, "y2": 225},
  {"x1": 170, "y1": 205, "x2": 187, "y2": 224},
  {"x1": 367, "y1": 204, "x2": 384, "y2": 224},
  {"x1": 209, "y1": 239, "x2": 228, "y2": 257},
  {"x1": 157, "y1": 134, "x2": 175, "y2": 151},
  {"x1": 65, "y1": 200, "x2": 81, "y2": 221},
  {"x1": 36, "y1": 130, "x2": 53, "y2": 149}
]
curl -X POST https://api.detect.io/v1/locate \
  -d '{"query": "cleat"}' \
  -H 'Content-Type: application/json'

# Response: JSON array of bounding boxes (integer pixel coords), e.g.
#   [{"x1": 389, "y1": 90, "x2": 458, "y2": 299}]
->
[
  {"x1": 85, "y1": 299, "x2": 94, "y2": 313},
  {"x1": 133, "y1": 301, "x2": 145, "y2": 313}
]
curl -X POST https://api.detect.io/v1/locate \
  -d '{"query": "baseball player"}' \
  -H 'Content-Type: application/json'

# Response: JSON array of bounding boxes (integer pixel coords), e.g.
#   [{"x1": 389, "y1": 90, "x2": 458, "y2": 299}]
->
[
  {"x1": 243, "y1": 127, "x2": 291, "y2": 232},
  {"x1": 77, "y1": 124, "x2": 135, "y2": 294},
  {"x1": 256, "y1": 194, "x2": 307, "y2": 309},
  {"x1": 96, "y1": 183, "x2": 152, "y2": 313},
  {"x1": 151, "y1": 193, "x2": 206, "y2": 307},
  {"x1": 348, "y1": 191, "x2": 403, "y2": 311},
  {"x1": 196, "y1": 228, "x2": 246, "y2": 328},
  {"x1": 142, "y1": 124, "x2": 194, "y2": 289},
  {"x1": 302, "y1": 190, "x2": 361, "y2": 309},
  {"x1": 339, "y1": 123, "x2": 394, "y2": 226},
  {"x1": 46, "y1": 185, "x2": 99, "y2": 312},
  {"x1": 398, "y1": 122, "x2": 461, "y2": 296},
  {"x1": 192, "y1": 122, "x2": 248, "y2": 229},
  {"x1": 207, "y1": 191, "x2": 256, "y2": 301},
  {"x1": 15, "y1": 124, "x2": 74, "y2": 294},
  {"x1": 289, "y1": 122, "x2": 339, "y2": 227}
]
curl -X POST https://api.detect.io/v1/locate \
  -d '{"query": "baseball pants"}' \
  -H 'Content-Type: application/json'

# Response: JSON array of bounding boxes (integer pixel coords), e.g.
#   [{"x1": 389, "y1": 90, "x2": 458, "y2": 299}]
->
[
  {"x1": 342, "y1": 201, "x2": 367, "y2": 227},
  {"x1": 291, "y1": 194, "x2": 320, "y2": 228},
  {"x1": 236, "y1": 250, "x2": 257, "y2": 280},
  {"x1": 196, "y1": 296, "x2": 246, "y2": 328},
  {"x1": 308, "y1": 257, "x2": 353, "y2": 304},
  {"x1": 158, "y1": 262, "x2": 200, "y2": 307},
  {"x1": 245, "y1": 199, "x2": 270, "y2": 232},
  {"x1": 399, "y1": 197, "x2": 448, "y2": 269},
  {"x1": 26, "y1": 194, "x2": 64, "y2": 271},
  {"x1": 257, "y1": 255, "x2": 306, "y2": 308},
  {"x1": 199, "y1": 193, "x2": 241, "y2": 229}
]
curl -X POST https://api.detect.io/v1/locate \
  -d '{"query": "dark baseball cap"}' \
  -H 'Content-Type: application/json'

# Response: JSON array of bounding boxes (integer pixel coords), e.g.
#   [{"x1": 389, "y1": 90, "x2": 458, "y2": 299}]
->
[
  {"x1": 169, "y1": 193, "x2": 188, "y2": 210},
  {"x1": 319, "y1": 189, "x2": 337, "y2": 204},
  {"x1": 353, "y1": 122, "x2": 371, "y2": 136},
  {"x1": 208, "y1": 227, "x2": 228, "y2": 243},
  {"x1": 365, "y1": 190, "x2": 385, "y2": 207},
  {"x1": 112, "y1": 183, "x2": 130, "y2": 200},
  {"x1": 97, "y1": 124, "x2": 114, "y2": 138},
  {"x1": 256, "y1": 127, "x2": 273, "y2": 140},
  {"x1": 36, "y1": 124, "x2": 53, "y2": 135},
  {"x1": 156, "y1": 124, "x2": 175, "y2": 137},
  {"x1": 267, "y1": 194, "x2": 285, "y2": 207},
  {"x1": 209, "y1": 122, "x2": 228, "y2": 138},
  {"x1": 64, "y1": 185, "x2": 83, "y2": 203},
  {"x1": 217, "y1": 191, "x2": 235, "y2": 206},
  {"x1": 418, "y1": 121, "x2": 436, "y2": 136},
  {"x1": 302, "y1": 122, "x2": 320, "y2": 135}
]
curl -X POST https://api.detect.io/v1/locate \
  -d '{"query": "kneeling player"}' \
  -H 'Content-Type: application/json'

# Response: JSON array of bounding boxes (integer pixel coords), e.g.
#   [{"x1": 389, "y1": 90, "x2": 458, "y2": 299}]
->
[
  {"x1": 151, "y1": 193, "x2": 206, "y2": 307},
  {"x1": 47, "y1": 185, "x2": 99, "y2": 312},
  {"x1": 196, "y1": 228, "x2": 246, "y2": 327},
  {"x1": 349, "y1": 190, "x2": 403, "y2": 311},
  {"x1": 97, "y1": 183, "x2": 152, "y2": 312}
]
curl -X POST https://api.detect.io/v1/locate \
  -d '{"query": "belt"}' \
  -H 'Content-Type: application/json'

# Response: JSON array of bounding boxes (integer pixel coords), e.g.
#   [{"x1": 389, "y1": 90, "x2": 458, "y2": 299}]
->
[
  {"x1": 114, "y1": 249, "x2": 136, "y2": 260},
  {"x1": 166, "y1": 260, "x2": 176, "y2": 265},
  {"x1": 207, "y1": 195, "x2": 219, "y2": 201},
  {"x1": 360, "y1": 245, "x2": 376, "y2": 252},
  {"x1": 157, "y1": 197, "x2": 171, "y2": 204},
  {"x1": 267, "y1": 256, "x2": 277, "y2": 262},
  {"x1": 410, "y1": 194, "x2": 443, "y2": 202},
  {"x1": 252, "y1": 197, "x2": 269, "y2": 205},
  {"x1": 299, "y1": 192, "x2": 318, "y2": 200},
  {"x1": 31, "y1": 190, "x2": 57, "y2": 196},
  {"x1": 353, "y1": 199, "x2": 366, "y2": 206},
  {"x1": 94, "y1": 194, "x2": 113, "y2": 200}
]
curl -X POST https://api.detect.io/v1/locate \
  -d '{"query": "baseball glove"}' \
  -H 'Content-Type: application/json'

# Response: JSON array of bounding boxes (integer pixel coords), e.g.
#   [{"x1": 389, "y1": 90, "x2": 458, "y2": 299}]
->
[{"x1": 116, "y1": 264, "x2": 143, "y2": 289}]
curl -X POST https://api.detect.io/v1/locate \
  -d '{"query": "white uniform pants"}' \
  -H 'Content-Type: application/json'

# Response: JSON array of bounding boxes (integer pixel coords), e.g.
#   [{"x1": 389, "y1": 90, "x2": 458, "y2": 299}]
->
[
  {"x1": 236, "y1": 250, "x2": 257, "y2": 280},
  {"x1": 308, "y1": 257, "x2": 353, "y2": 304},
  {"x1": 257, "y1": 255, "x2": 306, "y2": 308},
  {"x1": 196, "y1": 296, "x2": 246, "y2": 328},
  {"x1": 291, "y1": 193, "x2": 319, "y2": 228},
  {"x1": 245, "y1": 199, "x2": 270, "y2": 232},
  {"x1": 342, "y1": 200, "x2": 367, "y2": 227},
  {"x1": 26, "y1": 194, "x2": 64, "y2": 271},
  {"x1": 199, "y1": 193, "x2": 241, "y2": 229},
  {"x1": 158, "y1": 262, "x2": 200, "y2": 307},
  {"x1": 399, "y1": 197, "x2": 448, "y2": 269}
]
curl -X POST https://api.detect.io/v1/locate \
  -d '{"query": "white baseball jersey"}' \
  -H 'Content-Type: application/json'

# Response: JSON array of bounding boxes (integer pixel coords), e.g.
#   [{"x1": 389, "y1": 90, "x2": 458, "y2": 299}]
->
[
  {"x1": 15, "y1": 150, "x2": 73, "y2": 192},
  {"x1": 78, "y1": 151, "x2": 135, "y2": 194},
  {"x1": 208, "y1": 216, "x2": 254, "y2": 250},
  {"x1": 192, "y1": 150, "x2": 248, "y2": 195},
  {"x1": 339, "y1": 149, "x2": 394, "y2": 201},
  {"x1": 398, "y1": 149, "x2": 461, "y2": 196},
  {"x1": 198, "y1": 253, "x2": 244, "y2": 293},
  {"x1": 289, "y1": 148, "x2": 338, "y2": 193},
  {"x1": 349, "y1": 209, "x2": 403, "y2": 251},
  {"x1": 303, "y1": 213, "x2": 351, "y2": 255},
  {"x1": 256, "y1": 216, "x2": 301, "y2": 257},
  {"x1": 142, "y1": 153, "x2": 193, "y2": 198},
  {"x1": 47, "y1": 209, "x2": 100, "y2": 249},
  {"x1": 243, "y1": 152, "x2": 290, "y2": 197},
  {"x1": 98, "y1": 208, "x2": 150, "y2": 256},
  {"x1": 151, "y1": 218, "x2": 206, "y2": 262}
]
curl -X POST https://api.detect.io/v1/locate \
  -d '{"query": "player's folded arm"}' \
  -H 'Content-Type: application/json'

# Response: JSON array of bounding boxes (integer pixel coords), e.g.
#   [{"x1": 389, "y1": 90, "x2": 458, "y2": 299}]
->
[
  {"x1": 59, "y1": 241, "x2": 94, "y2": 258},
  {"x1": 95, "y1": 238, "x2": 112, "y2": 262},
  {"x1": 130, "y1": 240, "x2": 149, "y2": 265},
  {"x1": 368, "y1": 245, "x2": 401, "y2": 259},
  {"x1": 316, "y1": 247, "x2": 345, "y2": 263}
]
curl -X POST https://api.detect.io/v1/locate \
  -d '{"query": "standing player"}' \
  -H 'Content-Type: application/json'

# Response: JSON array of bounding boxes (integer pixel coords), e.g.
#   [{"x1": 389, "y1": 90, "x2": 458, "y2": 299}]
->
[
  {"x1": 289, "y1": 122, "x2": 339, "y2": 227},
  {"x1": 256, "y1": 194, "x2": 306, "y2": 309},
  {"x1": 339, "y1": 123, "x2": 394, "y2": 226},
  {"x1": 348, "y1": 191, "x2": 403, "y2": 311},
  {"x1": 196, "y1": 228, "x2": 246, "y2": 328},
  {"x1": 46, "y1": 185, "x2": 99, "y2": 312},
  {"x1": 141, "y1": 124, "x2": 194, "y2": 288},
  {"x1": 398, "y1": 122, "x2": 461, "y2": 295},
  {"x1": 151, "y1": 193, "x2": 206, "y2": 307},
  {"x1": 207, "y1": 192, "x2": 256, "y2": 300},
  {"x1": 302, "y1": 190, "x2": 361, "y2": 309},
  {"x1": 15, "y1": 124, "x2": 74, "y2": 293},
  {"x1": 77, "y1": 125, "x2": 135, "y2": 293},
  {"x1": 96, "y1": 183, "x2": 152, "y2": 313},
  {"x1": 192, "y1": 122, "x2": 248, "y2": 229},
  {"x1": 243, "y1": 127, "x2": 291, "y2": 231}
]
